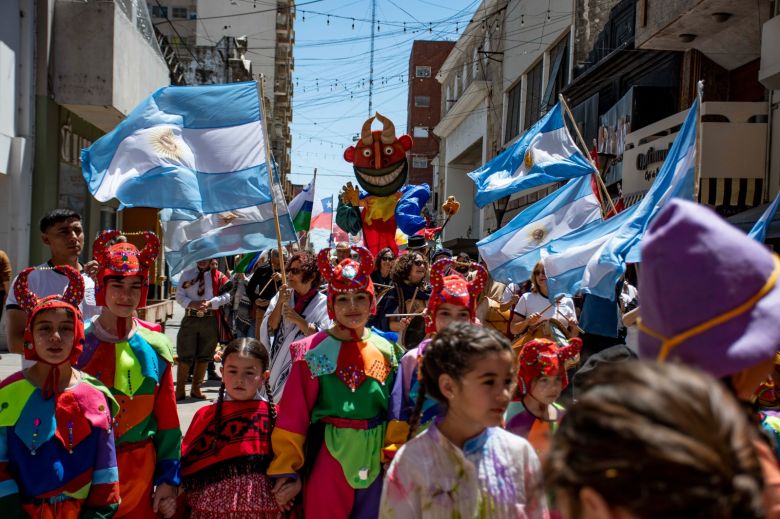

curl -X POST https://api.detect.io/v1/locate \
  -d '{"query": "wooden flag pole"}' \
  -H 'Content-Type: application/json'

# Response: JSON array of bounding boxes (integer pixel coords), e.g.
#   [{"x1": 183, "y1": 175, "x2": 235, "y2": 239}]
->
[
  {"x1": 304, "y1": 168, "x2": 317, "y2": 252},
  {"x1": 258, "y1": 76, "x2": 287, "y2": 286},
  {"x1": 558, "y1": 94, "x2": 618, "y2": 216}
]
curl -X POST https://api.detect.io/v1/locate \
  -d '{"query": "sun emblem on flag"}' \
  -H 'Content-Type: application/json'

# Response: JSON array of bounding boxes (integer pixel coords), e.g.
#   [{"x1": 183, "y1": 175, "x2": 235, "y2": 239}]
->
[
  {"x1": 149, "y1": 127, "x2": 184, "y2": 161},
  {"x1": 524, "y1": 148, "x2": 534, "y2": 169},
  {"x1": 218, "y1": 212, "x2": 239, "y2": 225},
  {"x1": 528, "y1": 225, "x2": 548, "y2": 244}
]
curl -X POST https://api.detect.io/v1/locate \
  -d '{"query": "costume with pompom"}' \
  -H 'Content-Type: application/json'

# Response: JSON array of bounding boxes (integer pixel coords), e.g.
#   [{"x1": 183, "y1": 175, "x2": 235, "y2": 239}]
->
[
  {"x1": 268, "y1": 247, "x2": 403, "y2": 518},
  {"x1": 385, "y1": 259, "x2": 488, "y2": 458},
  {"x1": 1, "y1": 265, "x2": 120, "y2": 519},
  {"x1": 505, "y1": 337, "x2": 581, "y2": 458},
  {"x1": 75, "y1": 230, "x2": 182, "y2": 518}
]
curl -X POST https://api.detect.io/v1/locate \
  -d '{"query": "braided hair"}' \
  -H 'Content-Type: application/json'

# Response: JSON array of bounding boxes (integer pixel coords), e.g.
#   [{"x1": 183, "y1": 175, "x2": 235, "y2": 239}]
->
[
  {"x1": 546, "y1": 360, "x2": 764, "y2": 519},
  {"x1": 212, "y1": 338, "x2": 276, "y2": 453},
  {"x1": 407, "y1": 323, "x2": 512, "y2": 440}
]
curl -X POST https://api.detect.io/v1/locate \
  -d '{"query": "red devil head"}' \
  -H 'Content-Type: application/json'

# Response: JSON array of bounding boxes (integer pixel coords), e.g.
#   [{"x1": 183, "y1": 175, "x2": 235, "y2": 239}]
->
[{"x1": 344, "y1": 112, "x2": 412, "y2": 197}]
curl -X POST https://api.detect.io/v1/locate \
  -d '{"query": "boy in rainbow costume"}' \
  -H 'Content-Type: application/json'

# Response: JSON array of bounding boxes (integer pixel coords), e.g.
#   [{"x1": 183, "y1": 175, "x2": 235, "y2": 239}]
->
[
  {"x1": 76, "y1": 231, "x2": 181, "y2": 517},
  {"x1": 267, "y1": 246, "x2": 404, "y2": 518},
  {"x1": 0, "y1": 265, "x2": 120, "y2": 518}
]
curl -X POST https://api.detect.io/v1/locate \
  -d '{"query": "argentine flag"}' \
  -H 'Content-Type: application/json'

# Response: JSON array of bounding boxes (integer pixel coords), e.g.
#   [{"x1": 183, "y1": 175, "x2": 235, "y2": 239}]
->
[
  {"x1": 288, "y1": 180, "x2": 315, "y2": 232},
  {"x1": 477, "y1": 174, "x2": 602, "y2": 284},
  {"x1": 544, "y1": 99, "x2": 699, "y2": 299},
  {"x1": 748, "y1": 189, "x2": 780, "y2": 243},
  {"x1": 160, "y1": 172, "x2": 296, "y2": 276},
  {"x1": 468, "y1": 103, "x2": 595, "y2": 208},
  {"x1": 82, "y1": 81, "x2": 272, "y2": 213}
]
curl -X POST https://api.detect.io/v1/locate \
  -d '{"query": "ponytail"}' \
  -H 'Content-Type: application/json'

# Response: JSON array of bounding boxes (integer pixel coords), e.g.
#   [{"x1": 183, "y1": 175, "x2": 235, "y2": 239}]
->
[
  {"x1": 212, "y1": 382, "x2": 227, "y2": 453},
  {"x1": 264, "y1": 377, "x2": 277, "y2": 433},
  {"x1": 406, "y1": 378, "x2": 428, "y2": 441}
]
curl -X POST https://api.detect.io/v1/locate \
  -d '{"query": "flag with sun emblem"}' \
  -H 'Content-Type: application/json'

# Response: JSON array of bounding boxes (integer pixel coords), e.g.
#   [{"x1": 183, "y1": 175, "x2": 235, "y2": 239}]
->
[
  {"x1": 81, "y1": 81, "x2": 272, "y2": 214},
  {"x1": 477, "y1": 174, "x2": 603, "y2": 284},
  {"x1": 468, "y1": 103, "x2": 596, "y2": 208}
]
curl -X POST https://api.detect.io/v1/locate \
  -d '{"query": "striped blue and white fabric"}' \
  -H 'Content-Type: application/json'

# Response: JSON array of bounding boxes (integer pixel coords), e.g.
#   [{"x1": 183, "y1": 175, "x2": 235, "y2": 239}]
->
[
  {"x1": 544, "y1": 99, "x2": 699, "y2": 299},
  {"x1": 468, "y1": 103, "x2": 595, "y2": 208},
  {"x1": 160, "y1": 172, "x2": 296, "y2": 276},
  {"x1": 82, "y1": 81, "x2": 271, "y2": 214},
  {"x1": 748, "y1": 188, "x2": 780, "y2": 243},
  {"x1": 477, "y1": 174, "x2": 603, "y2": 284}
]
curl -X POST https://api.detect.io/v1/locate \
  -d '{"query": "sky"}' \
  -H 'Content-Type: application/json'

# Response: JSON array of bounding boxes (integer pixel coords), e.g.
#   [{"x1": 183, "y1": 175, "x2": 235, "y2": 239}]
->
[{"x1": 288, "y1": 0, "x2": 482, "y2": 204}]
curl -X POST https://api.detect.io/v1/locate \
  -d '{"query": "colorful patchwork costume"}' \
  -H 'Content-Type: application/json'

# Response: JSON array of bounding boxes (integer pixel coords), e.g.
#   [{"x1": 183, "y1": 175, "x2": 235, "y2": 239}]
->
[
  {"x1": 181, "y1": 399, "x2": 281, "y2": 518},
  {"x1": 76, "y1": 230, "x2": 181, "y2": 517},
  {"x1": 337, "y1": 113, "x2": 430, "y2": 256},
  {"x1": 1, "y1": 265, "x2": 120, "y2": 519},
  {"x1": 268, "y1": 247, "x2": 404, "y2": 518},
  {"x1": 505, "y1": 338, "x2": 581, "y2": 460},
  {"x1": 387, "y1": 258, "x2": 488, "y2": 454}
]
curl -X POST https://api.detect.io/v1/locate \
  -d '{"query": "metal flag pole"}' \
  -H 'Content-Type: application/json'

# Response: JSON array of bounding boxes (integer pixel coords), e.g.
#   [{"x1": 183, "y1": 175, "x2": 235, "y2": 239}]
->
[
  {"x1": 257, "y1": 76, "x2": 287, "y2": 286},
  {"x1": 304, "y1": 168, "x2": 317, "y2": 252},
  {"x1": 693, "y1": 80, "x2": 704, "y2": 202},
  {"x1": 329, "y1": 194, "x2": 336, "y2": 248},
  {"x1": 558, "y1": 94, "x2": 618, "y2": 216}
]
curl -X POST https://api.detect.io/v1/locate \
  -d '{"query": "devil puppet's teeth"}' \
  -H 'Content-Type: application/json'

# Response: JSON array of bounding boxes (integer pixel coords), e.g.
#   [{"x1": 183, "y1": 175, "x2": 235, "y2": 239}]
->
[{"x1": 358, "y1": 163, "x2": 403, "y2": 187}]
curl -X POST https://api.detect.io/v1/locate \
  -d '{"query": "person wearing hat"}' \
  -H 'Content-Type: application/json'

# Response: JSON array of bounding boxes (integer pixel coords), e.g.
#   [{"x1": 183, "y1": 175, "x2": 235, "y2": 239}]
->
[
  {"x1": 405, "y1": 234, "x2": 428, "y2": 256},
  {"x1": 335, "y1": 241, "x2": 352, "y2": 263},
  {"x1": 1, "y1": 265, "x2": 121, "y2": 519},
  {"x1": 638, "y1": 199, "x2": 780, "y2": 517},
  {"x1": 505, "y1": 337, "x2": 582, "y2": 459},
  {"x1": 77, "y1": 230, "x2": 181, "y2": 518},
  {"x1": 267, "y1": 246, "x2": 403, "y2": 518}
]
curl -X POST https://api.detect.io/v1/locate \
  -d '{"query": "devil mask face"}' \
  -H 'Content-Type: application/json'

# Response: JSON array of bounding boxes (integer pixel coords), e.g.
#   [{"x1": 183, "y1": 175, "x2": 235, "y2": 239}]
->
[{"x1": 343, "y1": 112, "x2": 412, "y2": 197}]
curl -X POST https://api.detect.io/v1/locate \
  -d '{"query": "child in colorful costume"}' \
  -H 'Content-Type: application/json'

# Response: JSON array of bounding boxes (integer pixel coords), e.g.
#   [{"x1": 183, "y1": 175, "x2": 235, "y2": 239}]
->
[
  {"x1": 268, "y1": 246, "x2": 403, "y2": 518},
  {"x1": 505, "y1": 337, "x2": 582, "y2": 459},
  {"x1": 338, "y1": 113, "x2": 430, "y2": 256},
  {"x1": 181, "y1": 338, "x2": 286, "y2": 518},
  {"x1": 380, "y1": 323, "x2": 548, "y2": 518},
  {"x1": 76, "y1": 230, "x2": 181, "y2": 518},
  {"x1": 387, "y1": 258, "x2": 487, "y2": 449},
  {"x1": 0, "y1": 265, "x2": 119, "y2": 518}
]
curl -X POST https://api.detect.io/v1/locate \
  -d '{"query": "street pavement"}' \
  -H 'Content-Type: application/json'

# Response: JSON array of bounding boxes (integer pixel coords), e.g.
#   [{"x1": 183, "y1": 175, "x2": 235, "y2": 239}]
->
[{"x1": 0, "y1": 301, "x2": 213, "y2": 433}]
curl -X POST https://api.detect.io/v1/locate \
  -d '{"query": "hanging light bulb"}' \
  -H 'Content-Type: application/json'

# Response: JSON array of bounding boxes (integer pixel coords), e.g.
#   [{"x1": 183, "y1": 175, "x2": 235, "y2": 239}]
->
[
  {"x1": 455, "y1": 22, "x2": 459, "y2": 33},
  {"x1": 327, "y1": 15, "x2": 330, "y2": 25},
  {"x1": 546, "y1": 10, "x2": 551, "y2": 21},
  {"x1": 403, "y1": 22, "x2": 406, "y2": 33},
  {"x1": 520, "y1": 14, "x2": 524, "y2": 25},
  {"x1": 352, "y1": 18, "x2": 355, "y2": 30}
]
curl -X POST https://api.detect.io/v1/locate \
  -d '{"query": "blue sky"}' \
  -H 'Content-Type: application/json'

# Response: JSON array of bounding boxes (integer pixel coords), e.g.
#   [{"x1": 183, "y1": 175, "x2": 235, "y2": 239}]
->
[{"x1": 289, "y1": 0, "x2": 481, "y2": 203}]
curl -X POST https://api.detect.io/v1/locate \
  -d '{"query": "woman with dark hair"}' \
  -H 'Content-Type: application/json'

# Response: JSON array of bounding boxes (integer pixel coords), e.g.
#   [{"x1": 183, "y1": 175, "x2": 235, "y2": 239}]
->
[
  {"x1": 260, "y1": 251, "x2": 330, "y2": 399},
  {"x1": 547, "y1": 361, "x2": 765, "y2": 519},
  {"x1": 372, "y1": 251, "x2": 430, "y2": 346},
  {"x1": 372, "y1": 247, "x2": 395, "y2": 286}
]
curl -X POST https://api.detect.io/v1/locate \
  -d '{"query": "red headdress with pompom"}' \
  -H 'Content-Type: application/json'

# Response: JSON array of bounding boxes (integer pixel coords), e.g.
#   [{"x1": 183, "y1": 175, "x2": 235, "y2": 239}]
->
[
  {"x1": 424, "y1": 258, "x2": 488, "y2": 334},
  {"x1": 516, "y1": 337, "x2": 582, "y2": 396},
  {"x1": 13, "y1": 265, "x2": 85, "y2": 397},
  {"x1": 93, "y1": 230, "x2": 160, "y2": 308},
  {"x1": 317, "y1": 246, "x2": 376, "y2": 320}
]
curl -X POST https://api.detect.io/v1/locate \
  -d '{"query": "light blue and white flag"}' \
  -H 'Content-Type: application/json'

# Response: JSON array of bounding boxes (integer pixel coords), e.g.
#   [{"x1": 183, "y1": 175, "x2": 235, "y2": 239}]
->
[
  {"x1": 468, "y1": 103, "x2": 595, "y2": 208},
  {"x1": 477, "y1": 174, "x2": 602, "y2": 284},
  {"x1": 82, "y1": 81, "x2": 271, "y2": 213},
  {"x1": 544, "y1": 99, "x2": 699, "y2": 299},
  {"x1": 160, "y1": 172, "x2": 296, "y2": 276},
  {"x1": 748, "y1": 189, "x2": 780, "y2": 242}
]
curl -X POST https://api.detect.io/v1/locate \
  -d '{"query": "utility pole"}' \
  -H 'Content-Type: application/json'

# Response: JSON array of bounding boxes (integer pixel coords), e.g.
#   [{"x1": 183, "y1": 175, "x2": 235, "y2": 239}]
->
[{"x1": 368, "y1": 0, "x2": 376, "y2": 118}]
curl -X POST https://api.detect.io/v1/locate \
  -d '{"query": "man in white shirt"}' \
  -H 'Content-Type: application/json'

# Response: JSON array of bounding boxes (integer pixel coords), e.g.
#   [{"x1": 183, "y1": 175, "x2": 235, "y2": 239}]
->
[
  {"x1": 5, "y1": 209, "x2": 99, "y2": 365},
  {"x1": 175, "y1": 259, "x2": 231, "y2": 401}
]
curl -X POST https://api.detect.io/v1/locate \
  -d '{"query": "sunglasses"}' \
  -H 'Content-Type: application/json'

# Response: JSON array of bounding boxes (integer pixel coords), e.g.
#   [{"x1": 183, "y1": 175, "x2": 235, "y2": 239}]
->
[
  {"x1": 412, "y1": 259, "x2": 426, "y2": 267},
  {"x1": 288, "y1": 267, "x2": 304, "y2": 275},
  {"x1": 381, "y1": 256, "x2": 394, "y2": 262}
]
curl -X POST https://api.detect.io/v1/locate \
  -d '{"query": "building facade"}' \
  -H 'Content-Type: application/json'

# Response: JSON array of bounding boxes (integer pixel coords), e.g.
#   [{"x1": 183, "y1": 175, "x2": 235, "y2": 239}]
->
[
  {"x1": 0, "y1": 0, "x2": 170, "y2": 273},
  {"x1": 406, "y1": 41, "x2": 455, "y2": 188}
]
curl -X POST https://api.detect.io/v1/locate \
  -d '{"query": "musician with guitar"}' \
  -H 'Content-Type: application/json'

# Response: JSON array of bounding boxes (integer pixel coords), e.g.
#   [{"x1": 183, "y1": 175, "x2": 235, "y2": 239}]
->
[{"x1": 510, "y1": 261, "x2": 578, "y2": 349}]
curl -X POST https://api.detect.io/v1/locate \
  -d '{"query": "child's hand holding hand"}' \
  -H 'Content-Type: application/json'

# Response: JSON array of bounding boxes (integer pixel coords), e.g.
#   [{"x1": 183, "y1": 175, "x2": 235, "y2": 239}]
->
[
  {"x1": 153, "y1": 483, "x2": 178, "y2": 518},
  {"x1": 272, "y1": 477, "x2": 302, "y2": 511}
]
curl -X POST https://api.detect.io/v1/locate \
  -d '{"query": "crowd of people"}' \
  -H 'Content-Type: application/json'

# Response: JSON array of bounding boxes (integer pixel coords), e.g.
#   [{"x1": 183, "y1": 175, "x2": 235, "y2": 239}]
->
[{"x1": 1, "y1": 198, "x2": 780, "y2": 518}]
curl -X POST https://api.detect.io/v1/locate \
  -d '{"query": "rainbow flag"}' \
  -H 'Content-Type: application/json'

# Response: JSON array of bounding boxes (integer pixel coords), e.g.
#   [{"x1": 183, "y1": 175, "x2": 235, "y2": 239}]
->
[{"x1": 288, "y1": 180, "x2": 315, "y2": 232}]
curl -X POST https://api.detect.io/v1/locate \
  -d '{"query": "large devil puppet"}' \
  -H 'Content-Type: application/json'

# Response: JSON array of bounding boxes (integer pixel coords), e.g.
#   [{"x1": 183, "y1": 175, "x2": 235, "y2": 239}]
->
[{"x1": 337, "y1": 112, "x2": 431, "y2": 256}]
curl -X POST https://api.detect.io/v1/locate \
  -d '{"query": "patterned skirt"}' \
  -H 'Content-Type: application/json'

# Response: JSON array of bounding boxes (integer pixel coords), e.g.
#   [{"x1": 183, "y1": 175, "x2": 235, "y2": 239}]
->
[{"x1": 188, "y1": 472, "x2": 283, "y2": 519}]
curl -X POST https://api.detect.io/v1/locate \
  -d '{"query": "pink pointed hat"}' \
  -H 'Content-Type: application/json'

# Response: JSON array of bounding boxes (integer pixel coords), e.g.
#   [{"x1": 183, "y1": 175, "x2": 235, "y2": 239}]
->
[{"x1": 638, "y1": 199, "x2": 780, "y2": 378}]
